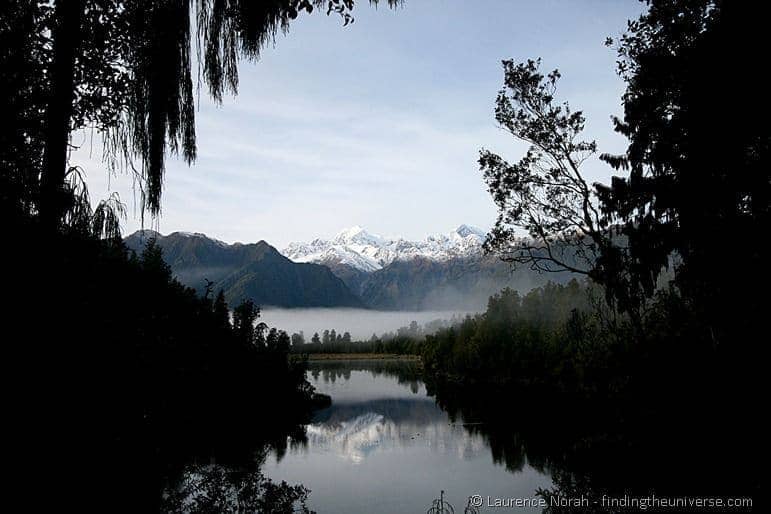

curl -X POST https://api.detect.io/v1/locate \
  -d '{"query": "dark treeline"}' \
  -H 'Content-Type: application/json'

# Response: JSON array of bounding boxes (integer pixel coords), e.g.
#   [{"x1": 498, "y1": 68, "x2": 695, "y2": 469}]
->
[
  {"x1": 420, "y1": 278, "x2": 763, "y2": 505},
  {"x1": 425, "y1": 378, "x2": 756, "y2": 512},
  {"x1": 424, "y1": 0, "x2": 769, "y2": 405},
  {"x1": 291, "y1": 317, "x2": 460, "y2": 355},
  {"x1": 420, "y1": 0, "x2": 768, "y2": 508},
  {"x1": 298, "y1": 336, "x2": 422, "y2": 355},
  {"x1": 5, "y1": 212, "x2": 320, "y2": 511},
  {"x1": 2, "y1": 1, "x2": 405, "y2": 511},
  {"x1": 308, "y1": 359, "x2": 423, "y2": 390},
  {"x1": 422, "y1": 280, "x2": 612, "y2": 393}
]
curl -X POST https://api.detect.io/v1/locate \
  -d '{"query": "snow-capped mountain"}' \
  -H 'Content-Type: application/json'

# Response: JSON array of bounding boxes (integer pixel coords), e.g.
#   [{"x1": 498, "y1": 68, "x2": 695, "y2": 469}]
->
[{"x1": 282, "y1": 225, "x2": 487, "y2": 272}]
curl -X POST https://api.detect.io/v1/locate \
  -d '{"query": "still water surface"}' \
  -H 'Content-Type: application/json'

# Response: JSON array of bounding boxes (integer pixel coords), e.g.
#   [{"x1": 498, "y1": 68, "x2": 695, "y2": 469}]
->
[{"x1": 262, "y1": 360, "x2": 552, "y2": 513}]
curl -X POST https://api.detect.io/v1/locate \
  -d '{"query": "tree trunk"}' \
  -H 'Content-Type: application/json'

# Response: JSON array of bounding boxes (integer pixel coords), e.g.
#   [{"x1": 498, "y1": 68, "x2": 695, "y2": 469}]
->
[{"x1": 40, "y1": 0, "x2": 83, "y2": 231}]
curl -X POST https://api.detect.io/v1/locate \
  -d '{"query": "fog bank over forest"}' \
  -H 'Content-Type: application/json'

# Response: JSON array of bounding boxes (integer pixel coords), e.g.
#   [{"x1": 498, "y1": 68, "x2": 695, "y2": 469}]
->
[{"x1": 260, "y1": 308, "x2": 473, "y2": 341}]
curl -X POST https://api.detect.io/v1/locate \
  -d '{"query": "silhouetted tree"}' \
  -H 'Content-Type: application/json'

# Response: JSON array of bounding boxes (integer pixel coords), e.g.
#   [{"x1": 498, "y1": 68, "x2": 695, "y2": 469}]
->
[
  {"x1": 598, "y1": 0, "x2": 770, "y2": 343},
  {"x1": 480, "y1": 59, "x2": 602, "y2": 275},
  {"x1": 291, "y1": 331, "x2": 305, "y2": 346},
  {"x1": 1, "y1": 2, "x2": 48, "y2": 216},
  {"x1": 13, "y1": 0, "x2": 404, "y2": 229},
  {"x1": 254, "y1": 321, "x2": 269, "y2": 348},
  {"x1": 232, "y1": 299, "x2": 260, "y2": 347},
  {"x1": 479, "y1": 59, "x2": 641, "y2": 314},
  {"x1": 213, "y1": 290, "x2": 230, "y2": 330},
  {"x1": 140, "y1": 237, "x2": 172, "y2": 281}
]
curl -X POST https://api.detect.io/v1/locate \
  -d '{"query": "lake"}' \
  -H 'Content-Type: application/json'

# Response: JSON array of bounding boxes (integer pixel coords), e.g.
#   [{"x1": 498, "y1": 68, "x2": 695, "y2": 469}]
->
[
  {"x1": 262, "y1": 360, "x2": 552, "y2": 513},
  {"x1": 163, "y1": 358, "x2": 757, "y2": 513}
]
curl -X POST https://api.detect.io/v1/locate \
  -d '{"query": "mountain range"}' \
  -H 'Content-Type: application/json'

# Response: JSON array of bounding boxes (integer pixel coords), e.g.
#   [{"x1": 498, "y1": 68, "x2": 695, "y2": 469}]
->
[
  {"x1": 283, "y1": 225, "x2": 487, "y2": 272},
  {"x1": 282, "y1": 226, "x2": 569, "y2": 310},
  {"x1": 124, "y1": 230, "x2": 364, "y2": 308},
  {"x1": 125, "y1": 226, "x2": 572, "y2": 310}
]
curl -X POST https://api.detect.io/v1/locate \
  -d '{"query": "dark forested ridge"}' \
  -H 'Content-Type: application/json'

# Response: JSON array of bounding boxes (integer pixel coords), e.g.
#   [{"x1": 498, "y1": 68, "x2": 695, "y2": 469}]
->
[{"x1": 125, "y1": 230, "x2": 364, "y2": 308}]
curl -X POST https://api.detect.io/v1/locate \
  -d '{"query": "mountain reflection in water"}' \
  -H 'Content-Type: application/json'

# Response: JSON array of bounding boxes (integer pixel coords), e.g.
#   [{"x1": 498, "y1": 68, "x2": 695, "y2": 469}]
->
[
  {"x1": 305, "y1": 398, "x2": 487, "y2": 464},
  {"x1": 263, "y1": 360, "x2": 550, "y2": 514}
]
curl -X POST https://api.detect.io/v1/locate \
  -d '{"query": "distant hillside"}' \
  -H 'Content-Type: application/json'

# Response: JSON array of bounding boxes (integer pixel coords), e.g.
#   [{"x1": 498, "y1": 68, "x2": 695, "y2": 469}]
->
[
  {"x1": 124, "y1": 231, "x2": 364, "y2": 308},
  {"x1": 355, "y1": 255, "x2": 573, "y2": 311}
]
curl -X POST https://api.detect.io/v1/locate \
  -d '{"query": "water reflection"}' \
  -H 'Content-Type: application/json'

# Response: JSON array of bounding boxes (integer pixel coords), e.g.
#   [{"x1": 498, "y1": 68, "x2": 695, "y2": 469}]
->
[
  {"x1": 303, "y1": 398, "x2": 489, "y2": 464},
  {"x1": 309, "y1": 359, "x2": 423, "y2": 393},
  {"x1": 169, "y1": 359, "x2": 757, "y2": 513},
  {"x1": 425, "y1": 378, "x2": 761, "y2": 513},
  {"x1": 263, "y1": 360, "x2": 550, "y2": 514}
]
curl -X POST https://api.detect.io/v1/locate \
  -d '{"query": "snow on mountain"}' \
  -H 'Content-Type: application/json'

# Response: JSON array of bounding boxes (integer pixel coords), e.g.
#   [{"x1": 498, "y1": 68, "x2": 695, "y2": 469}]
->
[
  {"x1": 282, "y1": 225, "x2": 487, "y2": 272},
  {"x1": 453, "y1": 224, "x2": 486, "y2": 239},
  {"x1": 175, "y1": 231, "x2": 230, "y2": 247}
]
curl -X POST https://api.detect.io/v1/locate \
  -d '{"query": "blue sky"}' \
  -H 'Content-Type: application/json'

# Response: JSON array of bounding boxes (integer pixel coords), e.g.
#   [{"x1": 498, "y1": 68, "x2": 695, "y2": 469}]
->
[{"x1": 74, "y1": 0, "x2": 645, "y2": 247}]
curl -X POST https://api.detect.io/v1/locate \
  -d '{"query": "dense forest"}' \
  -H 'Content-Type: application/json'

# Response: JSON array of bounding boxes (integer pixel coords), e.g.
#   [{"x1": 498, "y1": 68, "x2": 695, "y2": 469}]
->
[
  {"x1": 1, "y1": 1, "x2": 399, "y2": 511},
  {"x1": 4, "y1": 214, "x2": 324, "y2": 510},
  {"x1": 290, "y1": 317, "x2": 458, "y2": 355},
  {"x1": 423, "y1": 0, "x2": 769, "y2": 506},
  {"x1": 423, "y1": 0, "x2": 769, "y2": 404}
]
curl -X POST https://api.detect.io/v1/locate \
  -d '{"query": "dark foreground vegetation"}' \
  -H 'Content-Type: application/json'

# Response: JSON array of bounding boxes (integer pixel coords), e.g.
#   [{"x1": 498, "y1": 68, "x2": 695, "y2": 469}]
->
[
  {"x1": 419, "y1": 278, "x2": 764, "y2": 504},
  {"x1": 4, "y1": 211, "x2": 321, "y2": 511},
  {"x1": 2, "y1": 1, "x2": 400, "y2": 511},
  {"x1": 424, "y1": 1, "x2": 768, "y2": 508}
]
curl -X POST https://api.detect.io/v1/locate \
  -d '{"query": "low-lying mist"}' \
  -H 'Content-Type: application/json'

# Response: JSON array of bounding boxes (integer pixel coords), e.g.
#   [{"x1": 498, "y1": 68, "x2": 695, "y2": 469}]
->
[{"x1": 259, "y1": 308, "x2": 476, "y2": 341}]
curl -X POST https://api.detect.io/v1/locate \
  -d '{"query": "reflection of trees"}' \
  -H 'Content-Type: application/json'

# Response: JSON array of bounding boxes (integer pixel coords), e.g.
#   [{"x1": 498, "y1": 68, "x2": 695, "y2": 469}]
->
[
  {"x1": 163, "y1": 428, "x2": 311, "y2": 513},
  {"x1": 152, "y1": 402, "x2": 310, "y2": 512},
  {"x1": 426, "y1": 379, "x2": 759, "y2": 514},
  {"x1": 162, "y1": 463, "x2": 313, "y2": 514},
  {"x1": 310, "y1": 359, "x2": 422, "y2": 387}
]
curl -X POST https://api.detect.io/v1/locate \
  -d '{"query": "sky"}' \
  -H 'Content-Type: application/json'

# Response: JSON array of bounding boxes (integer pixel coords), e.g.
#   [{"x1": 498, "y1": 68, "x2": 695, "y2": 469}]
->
[{"x1": 72, "y1": 0, "x2": 645, "y2": 248}]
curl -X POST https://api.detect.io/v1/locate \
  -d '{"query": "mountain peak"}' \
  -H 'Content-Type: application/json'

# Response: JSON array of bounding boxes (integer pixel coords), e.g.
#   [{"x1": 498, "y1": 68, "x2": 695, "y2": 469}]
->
[
  {"x1": 333, "y1": 226, "x2": 385, "y2": 246},
  {"x1": 453, "y1": 224, "x2": 485, "y2": 238},
  {"x1": 335, "y1": 225, "x2": 366, "y2": 240},
  {"x1": 127, "y1": 228, "x2": 161, "y2": 240}
]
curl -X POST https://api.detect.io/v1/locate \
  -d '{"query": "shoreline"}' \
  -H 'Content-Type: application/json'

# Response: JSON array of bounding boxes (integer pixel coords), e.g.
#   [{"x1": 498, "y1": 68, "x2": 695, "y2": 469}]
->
[{"x1": 299, "y1": 353, "x2": 421, "y2": 361}]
